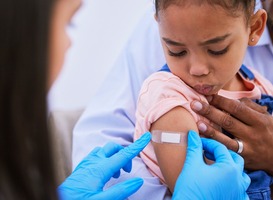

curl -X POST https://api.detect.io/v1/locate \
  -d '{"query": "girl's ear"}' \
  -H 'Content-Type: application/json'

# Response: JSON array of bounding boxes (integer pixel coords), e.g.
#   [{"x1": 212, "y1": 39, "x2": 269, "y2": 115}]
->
[{"x1": 248, "y1": 9, "x2": 267, "y2": 46}]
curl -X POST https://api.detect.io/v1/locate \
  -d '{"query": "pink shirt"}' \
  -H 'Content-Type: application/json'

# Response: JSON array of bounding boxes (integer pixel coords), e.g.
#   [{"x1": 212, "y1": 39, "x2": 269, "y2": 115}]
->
[{"x1": 134, "y1": 67, "x2": 273, "y2": 182}]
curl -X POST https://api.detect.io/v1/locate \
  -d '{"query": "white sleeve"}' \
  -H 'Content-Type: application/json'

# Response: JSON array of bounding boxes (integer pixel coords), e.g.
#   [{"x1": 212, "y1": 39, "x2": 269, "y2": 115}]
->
[{"x1": 72, "y1": 2, "x2": 171, "y2": 200}]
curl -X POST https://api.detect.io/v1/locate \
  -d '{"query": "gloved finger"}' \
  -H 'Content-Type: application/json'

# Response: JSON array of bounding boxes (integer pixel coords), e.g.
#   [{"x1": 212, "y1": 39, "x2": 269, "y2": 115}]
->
[
  {"x1": 113, "y1": 170, "x2": 120, "y2": 178},
  {"x1": 83, "y1": 146, "x2": 108, "y2": 161},
  {"x1": 73, "y1": 146, "x2": 103, "y2": 171},
  {"x1": 88, "y1": 178, "x2": 144, "y2": 200},
  {"x1": 106, "y1": 132, "x2": 151, "y2": 174},
  {"x1": 103, "y1": 142, "x2": 132, "y2": 173},
  {"x1": 184, "y1": 130, "x2": 203, "y2": 164},
  {"x1": 90, "y1": 146, "x2": 101, "y2": 154},
  {"x1": 102, "y1": 142, "x2": 124, "y2": 157},
  {"x1": 201, "y1": 138, "x2": 233, "y2": 164},
  {"x1": 122, "y1": 160, "x2": 132, "y2": 173},
  {"x1": 242, "y1": 172, "x2": 251, "y2": 190},
  {"x1": 228, "y1": 149, "x2": 244, "y2": 172},
  {"x1": 228, "y1": 150, "x2": 250, "y2": 191}
]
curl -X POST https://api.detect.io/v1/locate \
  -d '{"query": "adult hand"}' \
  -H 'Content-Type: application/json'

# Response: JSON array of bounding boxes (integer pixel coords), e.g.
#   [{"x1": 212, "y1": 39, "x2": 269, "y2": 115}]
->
[
  {"x1": 190, "y1": 94, "x2": 273, "y2": 175},
  {"x1": 58, "y1": 132, "x2": 151, "y2": 200},
  {"x1": 172, "y1": 130, "x2": 250, "y2": 200}
]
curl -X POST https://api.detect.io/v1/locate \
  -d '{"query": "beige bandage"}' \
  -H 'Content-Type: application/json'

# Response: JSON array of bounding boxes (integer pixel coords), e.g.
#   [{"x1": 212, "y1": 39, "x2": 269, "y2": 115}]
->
[{"x1": 151, "y1": 130, "x2": 188, "y2": 146}]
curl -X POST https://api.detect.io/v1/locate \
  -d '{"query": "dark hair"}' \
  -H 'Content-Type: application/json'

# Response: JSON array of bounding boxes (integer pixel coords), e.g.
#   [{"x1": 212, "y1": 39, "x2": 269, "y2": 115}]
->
[
  {"x1": 0, "y1": 0, "x2": 58, "y2": 199},
  {"x1": 155, "y1": 0, "x2": 256, "y2": 23}
]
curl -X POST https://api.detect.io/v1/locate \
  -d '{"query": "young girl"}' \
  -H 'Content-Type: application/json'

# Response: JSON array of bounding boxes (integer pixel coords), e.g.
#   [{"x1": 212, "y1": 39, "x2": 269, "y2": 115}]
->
[{"x1": 134, "y1": 0, "x2": 273, "y2": 198}]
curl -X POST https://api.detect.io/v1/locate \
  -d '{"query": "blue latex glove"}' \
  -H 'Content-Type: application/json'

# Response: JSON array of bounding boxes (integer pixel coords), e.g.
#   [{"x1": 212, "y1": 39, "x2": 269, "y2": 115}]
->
[
  {"x1": 172, "y1": 130, "x2": 250, "y2": 200},
  {"x1": 58, "y1": 132, "x2": 151, "y2": 200}
]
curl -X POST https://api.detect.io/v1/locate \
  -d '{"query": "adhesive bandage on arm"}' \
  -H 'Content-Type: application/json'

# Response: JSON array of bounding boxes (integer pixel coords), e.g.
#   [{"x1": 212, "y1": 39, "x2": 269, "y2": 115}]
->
[{"x1": 151, "y1": 130, "x2": 188, "y2": 146}]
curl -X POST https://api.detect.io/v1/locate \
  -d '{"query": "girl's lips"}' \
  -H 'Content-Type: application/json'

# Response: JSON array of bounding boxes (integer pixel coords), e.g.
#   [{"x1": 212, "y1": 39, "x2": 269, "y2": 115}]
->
[{"x1": 193, "y1": 85, "x2": 214, "y2": 95}]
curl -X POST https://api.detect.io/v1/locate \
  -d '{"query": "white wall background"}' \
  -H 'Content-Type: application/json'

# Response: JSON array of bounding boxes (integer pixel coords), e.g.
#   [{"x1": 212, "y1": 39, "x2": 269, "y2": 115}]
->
[{"x1": 48, "y1": 0, "x2": 152, "y2": 111}]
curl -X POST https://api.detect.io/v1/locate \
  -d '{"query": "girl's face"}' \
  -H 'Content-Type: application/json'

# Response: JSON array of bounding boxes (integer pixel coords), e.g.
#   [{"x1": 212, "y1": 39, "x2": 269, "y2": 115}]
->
[
  {"x1": 48, "y1": 0, "x2": 82, "y2": 89},
  {"x1": 156, "y1": 3, "x2": 251, "y2": 95}
]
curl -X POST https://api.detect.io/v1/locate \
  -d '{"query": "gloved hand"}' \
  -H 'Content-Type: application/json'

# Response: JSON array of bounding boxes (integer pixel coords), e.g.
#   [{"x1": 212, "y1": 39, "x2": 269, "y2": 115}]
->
[
  {"x1": 58, "y1": 132, "x2": 151, "y2": 200},
  {"x1": 172, "y1": 130, "x2": 250, "y2": 200}
]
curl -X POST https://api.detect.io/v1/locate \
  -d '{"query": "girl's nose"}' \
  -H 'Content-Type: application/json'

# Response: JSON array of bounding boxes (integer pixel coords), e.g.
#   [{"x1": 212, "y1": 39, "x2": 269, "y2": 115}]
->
[{"x1": 189, "y1": 58, "x2": 209, "y2": 76}]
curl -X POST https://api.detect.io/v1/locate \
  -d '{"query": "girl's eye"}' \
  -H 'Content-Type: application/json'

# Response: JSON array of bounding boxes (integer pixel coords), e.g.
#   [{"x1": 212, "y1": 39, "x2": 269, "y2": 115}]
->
[
  {"x1": 208, "y1": 47, "x2": 228, "y2": 56},
  {"x1": 168, "y1": 50, "x2": 187, "y2": 57}
]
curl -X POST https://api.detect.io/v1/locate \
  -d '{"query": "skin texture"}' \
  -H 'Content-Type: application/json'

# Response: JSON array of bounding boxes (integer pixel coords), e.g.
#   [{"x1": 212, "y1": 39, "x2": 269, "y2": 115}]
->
[
  {"x1": 191, "y1": 94, "x2": 273, "y2": 176},
  {"x1": 188, "y1": 1, "x2": 273, "y2": 197},
  {"x1": 188, "y1": 1, "x2": 273, "y2": 196},
  {"x1": 48, "y1": 0, "x2": 82, "y2": 89},
  {"x1": 151, "y1": 107, "x2": 198, "y2": 192},
  {"x1": 156, "y1": 4, "x2": 251, "y2": 96},
  {"x1": 151, "y1": 2, "x2": 267, "y2": 192}
]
